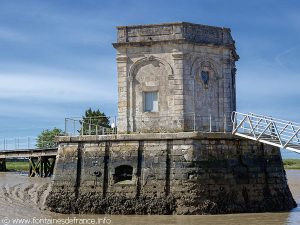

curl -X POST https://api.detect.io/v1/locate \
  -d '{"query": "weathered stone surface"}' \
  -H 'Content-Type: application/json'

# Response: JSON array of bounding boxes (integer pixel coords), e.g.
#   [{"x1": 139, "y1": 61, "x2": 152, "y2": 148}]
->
[
  {"x1": 114, "y1": 22, "x2": 235, "y2": 47},
  {"x1": 46, "y1": 134, "x2": 296, "y2": 214},
  {"x1": 46, "y1": 191, "x2": 176, "y2": 215},
  {"x1": 46, "y1": 22, "x2": 296, "y2": 215},
  {"x1": 113, "y1": 22, "x2": 238, "y2": 134}
]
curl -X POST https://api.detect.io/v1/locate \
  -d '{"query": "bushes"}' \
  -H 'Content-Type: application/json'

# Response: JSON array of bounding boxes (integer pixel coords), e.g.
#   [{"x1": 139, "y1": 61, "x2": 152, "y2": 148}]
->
[{"x1": 283, "y1": 159, "x2": 300, "y2": 169}]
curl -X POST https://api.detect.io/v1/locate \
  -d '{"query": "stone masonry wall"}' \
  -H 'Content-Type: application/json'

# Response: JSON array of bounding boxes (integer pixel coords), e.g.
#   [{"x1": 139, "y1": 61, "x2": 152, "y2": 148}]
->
[
  {"x1": 114, "y1": 22, "x2": 238, "y2": 134},
  {"x1": 46, "y1": 133, "x2": 296, "y2": 214}
]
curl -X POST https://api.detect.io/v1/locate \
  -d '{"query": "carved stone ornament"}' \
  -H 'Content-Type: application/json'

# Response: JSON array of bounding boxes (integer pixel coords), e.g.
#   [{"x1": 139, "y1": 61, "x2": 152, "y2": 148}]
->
[
  {"x1": 195, "y1": 70, "x2": 210, "y2": 89},
  {"x1": 129, "y1": 56, "x2": 174, "y2": 80},
  {"x1": 148, "y1": 55, "x2": 155, "y2": 61},
  {"x1": 201, "y1": 71, "x2": 209, "y2": 87},
  {"x1": 116, "y1": 55, "x2": 128, "y2": 63}
]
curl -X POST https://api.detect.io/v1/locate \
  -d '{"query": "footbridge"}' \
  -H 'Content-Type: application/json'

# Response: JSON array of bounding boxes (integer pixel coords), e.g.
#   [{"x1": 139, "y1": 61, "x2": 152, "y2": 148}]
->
[
  {"x1": 0, "y1": 138, "x2": 58, "y2": 177},
  {"x1": 232, "y1": 112, "x2": 300, "y2": 153}
]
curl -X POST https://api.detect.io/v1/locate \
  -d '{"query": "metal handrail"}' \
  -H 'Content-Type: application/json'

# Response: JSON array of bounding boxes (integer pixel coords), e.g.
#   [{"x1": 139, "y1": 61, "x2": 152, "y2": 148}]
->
[
  {"x1": 249, "y1": 112, "x2": 300, "y2": 126},
  {"x1": 232, "y1": 111, "x2": 300, "y2": 153},
  {"x1": 64, "y1": 117, "x2": 117, "y2": 136},
  {"x1": 0, "y1": 136, "x2": 58, "y2": 151},
  {"x1": 64, "y1": 113, "x2": 233, "y2": 136}
]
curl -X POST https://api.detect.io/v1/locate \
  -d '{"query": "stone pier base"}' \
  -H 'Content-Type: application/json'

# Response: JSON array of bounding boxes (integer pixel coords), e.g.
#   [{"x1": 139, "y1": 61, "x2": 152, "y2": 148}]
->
[{"x1": 46, "y1": 132, "x2": 296, "y2": 214}]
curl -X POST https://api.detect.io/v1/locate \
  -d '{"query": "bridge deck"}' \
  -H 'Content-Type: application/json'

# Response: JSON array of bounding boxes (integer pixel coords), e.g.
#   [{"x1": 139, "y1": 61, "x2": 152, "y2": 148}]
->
[{"x1": 0, "y1": 148, "x2": 58, "y2": 158}]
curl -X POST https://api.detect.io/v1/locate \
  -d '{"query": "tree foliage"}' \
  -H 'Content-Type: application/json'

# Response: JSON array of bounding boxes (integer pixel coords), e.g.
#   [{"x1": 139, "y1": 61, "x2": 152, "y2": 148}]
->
[
  {"x1": 36, "y1": 128, "x2": 63, "y2": 149},
  {"x1": 81, "y1": 108, "x2": 111, "y2": 135}
]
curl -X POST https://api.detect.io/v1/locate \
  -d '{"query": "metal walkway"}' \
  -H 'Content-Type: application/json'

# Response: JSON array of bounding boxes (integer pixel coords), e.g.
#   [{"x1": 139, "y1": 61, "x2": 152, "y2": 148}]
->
[{"x1": 232, "y1": 112, "x2": 300, "y2": 153}]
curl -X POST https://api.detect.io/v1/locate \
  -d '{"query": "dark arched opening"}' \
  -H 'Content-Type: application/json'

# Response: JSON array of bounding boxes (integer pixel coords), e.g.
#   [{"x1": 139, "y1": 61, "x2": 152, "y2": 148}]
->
[{"x1": 114, "y1": 165, "x2": 133, "y2": 183}]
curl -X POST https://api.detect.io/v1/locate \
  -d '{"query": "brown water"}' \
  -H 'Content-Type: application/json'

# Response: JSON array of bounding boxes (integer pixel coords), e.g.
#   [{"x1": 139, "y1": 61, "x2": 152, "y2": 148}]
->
[{"x1": 0, "y1": 171, "x2": 299, "y2": 225}]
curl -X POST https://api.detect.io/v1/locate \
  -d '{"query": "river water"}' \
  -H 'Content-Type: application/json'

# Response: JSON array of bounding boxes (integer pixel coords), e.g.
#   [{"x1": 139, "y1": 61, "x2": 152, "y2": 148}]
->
[{"x1": 0, "y1": 171, "x2": 299, "y2": 225}]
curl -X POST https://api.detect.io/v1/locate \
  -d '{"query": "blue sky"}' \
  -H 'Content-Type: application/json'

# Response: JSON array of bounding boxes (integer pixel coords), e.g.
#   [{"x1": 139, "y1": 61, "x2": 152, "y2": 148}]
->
[{"x1": 0, "y1": 0, "x2": 299, "y2": 139}]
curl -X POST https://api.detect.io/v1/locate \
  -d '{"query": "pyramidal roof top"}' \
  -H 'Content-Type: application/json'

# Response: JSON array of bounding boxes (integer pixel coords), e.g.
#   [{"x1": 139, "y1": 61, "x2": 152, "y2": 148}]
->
[{"x1": 113, "y1": 22, "x2": 235, "y2": 48}]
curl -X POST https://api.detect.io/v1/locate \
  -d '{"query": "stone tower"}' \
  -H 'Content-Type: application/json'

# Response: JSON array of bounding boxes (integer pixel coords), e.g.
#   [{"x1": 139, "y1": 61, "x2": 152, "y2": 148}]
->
[
  {"x1": 47, "y1": 22, "x2": 296, "y2": 215},
  {"x1": 113, "y1": 22, "x2": 239, "y2": 133}
]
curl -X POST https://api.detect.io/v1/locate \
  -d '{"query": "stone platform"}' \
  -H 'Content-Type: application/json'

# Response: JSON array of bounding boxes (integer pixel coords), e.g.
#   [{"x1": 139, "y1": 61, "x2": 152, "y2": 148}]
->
[{"x1": 45, "y1": 132, "x2": 296, "y2": 214}]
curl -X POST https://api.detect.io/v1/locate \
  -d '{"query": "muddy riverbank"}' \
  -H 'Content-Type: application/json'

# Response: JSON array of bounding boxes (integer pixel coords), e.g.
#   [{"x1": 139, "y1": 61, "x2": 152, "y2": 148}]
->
[{"x1": 0, "y1": 170, "x2": 299, "y2": 225}]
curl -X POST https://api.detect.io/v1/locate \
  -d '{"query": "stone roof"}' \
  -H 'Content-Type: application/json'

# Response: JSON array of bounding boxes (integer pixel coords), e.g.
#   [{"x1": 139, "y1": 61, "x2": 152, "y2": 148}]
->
[{"x1": 113, "y1": 22, "x2": 236, "y2": 48}]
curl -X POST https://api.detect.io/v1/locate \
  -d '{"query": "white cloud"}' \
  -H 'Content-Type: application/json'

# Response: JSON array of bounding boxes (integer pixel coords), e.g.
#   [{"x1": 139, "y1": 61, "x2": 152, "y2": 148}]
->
[{"x1": 0, "y1": 72, "x2": 117, "y2": 103}]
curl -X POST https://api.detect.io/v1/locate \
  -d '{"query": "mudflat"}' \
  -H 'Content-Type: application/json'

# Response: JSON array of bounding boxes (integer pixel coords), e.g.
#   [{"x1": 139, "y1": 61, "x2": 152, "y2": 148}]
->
[{"x1": 0, "y1": 170, "x2": 299, "y2": 225}]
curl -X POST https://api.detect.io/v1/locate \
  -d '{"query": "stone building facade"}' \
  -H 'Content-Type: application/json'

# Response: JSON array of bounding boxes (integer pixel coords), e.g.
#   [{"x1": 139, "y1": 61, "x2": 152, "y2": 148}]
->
[
  {"x1": 113, "y1": 22, "x2": 238, "y2": 133},
  {"x1": 45, "y1": 22, "x2": 296, "y2": 215}
]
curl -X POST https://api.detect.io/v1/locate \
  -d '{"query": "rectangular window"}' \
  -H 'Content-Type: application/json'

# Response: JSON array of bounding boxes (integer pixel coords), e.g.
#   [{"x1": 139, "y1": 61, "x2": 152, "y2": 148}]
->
[{"x1": 144, "y1": 91, "x2": 158, "y2": 112}]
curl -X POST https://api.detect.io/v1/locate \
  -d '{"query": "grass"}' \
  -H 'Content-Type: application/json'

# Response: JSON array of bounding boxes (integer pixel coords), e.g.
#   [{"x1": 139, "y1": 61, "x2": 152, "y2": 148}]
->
[
  {"x1": 5, "y1": 161, "x2": 29, "y2": 172},
  {"x1": 283, "y1": 159, "x2": 300, "y2": 170}
]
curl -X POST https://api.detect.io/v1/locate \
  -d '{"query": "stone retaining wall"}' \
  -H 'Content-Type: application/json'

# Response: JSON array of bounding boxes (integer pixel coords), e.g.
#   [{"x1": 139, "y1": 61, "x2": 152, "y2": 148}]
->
[{"x1": 46, "y1": 133, "x2": 296, "y2": 214}]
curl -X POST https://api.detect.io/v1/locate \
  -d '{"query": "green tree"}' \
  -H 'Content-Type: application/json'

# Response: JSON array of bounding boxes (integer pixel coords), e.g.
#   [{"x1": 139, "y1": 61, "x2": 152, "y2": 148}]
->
[
  {"x1": 81, "y1": 108, "x2": 112, "y2": 135},
  {"x1": 36, "y1": 128, "x2": 63, "y2": 149}
]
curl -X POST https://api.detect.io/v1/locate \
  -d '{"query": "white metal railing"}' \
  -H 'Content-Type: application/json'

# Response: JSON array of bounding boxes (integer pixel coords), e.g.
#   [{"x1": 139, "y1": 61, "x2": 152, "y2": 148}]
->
[
  {"x1": 0, "y1": 136, "x2": 57, "y2": 151},
  {"x1": 133, "y1": 114, "x2": 232, "y2": 133},
  {"x1": 232, "y1": 112, "x2": 300, "y2": 153},
  {"x1": 64, "y1": 113, "x2": 233, "y2": 136},
  {"x1": 65, "y1": 116, "x2": 117, "y2": 136}
]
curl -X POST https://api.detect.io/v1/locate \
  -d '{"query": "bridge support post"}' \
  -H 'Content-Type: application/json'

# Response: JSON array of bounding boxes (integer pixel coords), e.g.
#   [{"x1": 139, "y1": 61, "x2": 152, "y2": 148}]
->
[
  {"x1": 29, "y1": 156, "x2": 55, "y2": 178},
  {"x1": 41, "y1": 156, "x2": 56, "y2": 177},
  {"x1": 48, "y1": 156, "x2": 56, "y2": 177},
  {"x1": 0, "y1": 159, "x2": 6, "y2": 172},
  {"x1": 29, "y1": 157, "x2": 40, "y2": 177}
]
